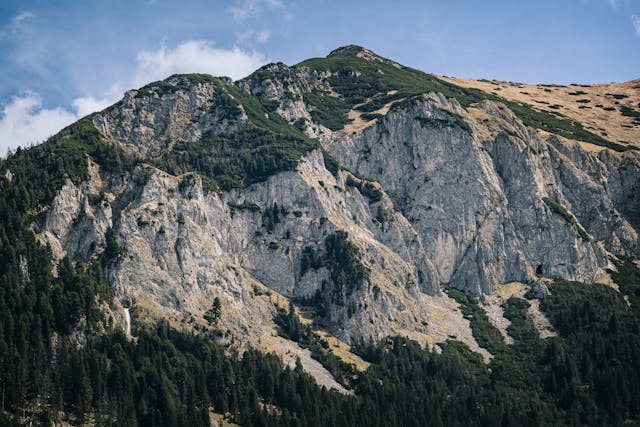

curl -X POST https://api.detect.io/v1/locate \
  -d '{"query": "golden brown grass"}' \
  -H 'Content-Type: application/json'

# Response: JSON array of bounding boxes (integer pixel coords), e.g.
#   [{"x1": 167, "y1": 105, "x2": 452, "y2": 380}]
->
[{"x1": 441, "y1": 76, "x2": 640, "y2": 149}]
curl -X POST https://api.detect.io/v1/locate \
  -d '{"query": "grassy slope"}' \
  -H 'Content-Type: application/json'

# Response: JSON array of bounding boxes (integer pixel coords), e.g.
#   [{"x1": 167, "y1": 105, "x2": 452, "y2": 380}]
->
[
  {"x1": 443, "y1": 75, "x2": 640, "y2": 150},
  {"x1": 297, "y1": 45, "x2": 631, "y2": 151}
]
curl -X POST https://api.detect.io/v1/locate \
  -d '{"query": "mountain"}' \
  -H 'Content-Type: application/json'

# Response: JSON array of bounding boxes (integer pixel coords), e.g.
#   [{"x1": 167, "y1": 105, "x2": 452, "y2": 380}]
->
[{"x1": 1, "y1": 45, "x2": 640, "y2": 426}]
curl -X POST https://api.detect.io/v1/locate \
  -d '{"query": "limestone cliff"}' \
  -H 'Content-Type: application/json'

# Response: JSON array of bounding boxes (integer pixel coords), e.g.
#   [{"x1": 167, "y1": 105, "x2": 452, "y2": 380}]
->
[{"x1": 31, "y1": 45, "x2": 640, "y2": 385}]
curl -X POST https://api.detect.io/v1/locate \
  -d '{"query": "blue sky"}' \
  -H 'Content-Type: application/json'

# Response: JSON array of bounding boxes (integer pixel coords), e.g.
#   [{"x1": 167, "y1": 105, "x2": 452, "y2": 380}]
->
[{"x1": 1, "y1": 0, "x2": 639, "y2": 153}]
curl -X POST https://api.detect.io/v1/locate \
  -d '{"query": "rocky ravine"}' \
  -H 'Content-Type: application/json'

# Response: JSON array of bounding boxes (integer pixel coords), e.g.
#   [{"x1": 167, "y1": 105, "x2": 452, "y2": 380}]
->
[{"x1": 34, "y1": 46, "x2": 640, "y2": 388}]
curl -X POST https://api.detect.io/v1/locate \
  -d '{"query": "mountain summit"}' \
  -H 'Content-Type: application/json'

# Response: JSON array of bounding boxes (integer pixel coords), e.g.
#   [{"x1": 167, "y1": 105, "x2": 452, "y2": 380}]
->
[{"x1": 1, "y1": 46, "x2": 639, "y2": 425}]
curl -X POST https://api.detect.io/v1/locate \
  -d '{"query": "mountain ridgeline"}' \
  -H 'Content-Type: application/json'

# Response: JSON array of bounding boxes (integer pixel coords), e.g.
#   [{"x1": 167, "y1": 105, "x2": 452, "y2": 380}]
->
[{"x1": 1, "y1": 45, "x2": 640, "y2": 425}]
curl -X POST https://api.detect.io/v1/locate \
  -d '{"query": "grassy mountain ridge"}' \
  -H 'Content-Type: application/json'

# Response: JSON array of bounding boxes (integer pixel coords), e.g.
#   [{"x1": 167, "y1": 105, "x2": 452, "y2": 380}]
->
[
  {"x1": 294, "y1": 45, "x2": 630, "y2": 150},
  {"x1": 442, "y1": 74, "x2": 640, "y2": 151},
  {"x1": 134, "y1": 44, "x2": 630, "y2": 151}
]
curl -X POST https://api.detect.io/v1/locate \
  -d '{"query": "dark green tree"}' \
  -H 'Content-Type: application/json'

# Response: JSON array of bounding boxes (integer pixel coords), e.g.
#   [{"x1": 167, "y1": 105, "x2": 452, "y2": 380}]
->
[{"x1": 204, "y1": 297, "x2": 222, "y2": 325}]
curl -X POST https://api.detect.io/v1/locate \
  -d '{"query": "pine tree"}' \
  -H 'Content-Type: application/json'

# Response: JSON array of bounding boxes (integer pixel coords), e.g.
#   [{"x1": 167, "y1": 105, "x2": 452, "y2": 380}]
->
[{"x1": 204, "y1": 297, "x2": 222, "y2": 325}]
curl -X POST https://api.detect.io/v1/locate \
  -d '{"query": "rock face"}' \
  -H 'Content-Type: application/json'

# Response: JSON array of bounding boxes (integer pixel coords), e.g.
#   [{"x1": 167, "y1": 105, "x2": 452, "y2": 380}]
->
[
  {"x1": 331, "y1": 95, "x2": 634, "y2": 294},
  {"x1": 36, "y1": 46, "x2": 640, "y2": 365},
  {"x1": 93, "y1": 75, "x2": 247, "y2": 157}
]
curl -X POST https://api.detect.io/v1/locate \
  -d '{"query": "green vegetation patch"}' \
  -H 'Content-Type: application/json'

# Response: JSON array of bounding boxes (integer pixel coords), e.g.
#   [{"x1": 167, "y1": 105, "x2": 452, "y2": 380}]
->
[
  {"x1": 274, "y1": 302, "x2": 359, "y2": 388},
  {"x1": 444, "y1": 276, "x2": 640, "y2": 425},
  {"x1": 181, "y1": 73, "x2": 219, "y2": 85},
  {"x1": 502, "y1": 297, "x2": 539, "y2": 343},
  {"x1": 354, "y1": 91, "x2": 405, "y2": 112},
  {"x1": 445, "y1": 288, "x2": 507, "y2": 353},
  {"x1": 227, "y1": 201, "x2": 261, "y2": 216},
  {"x1": 360, "y1": 112, "x2": 383, "y2": 121},
  {"x1": 299, "y1": 46, "x2": 491, "y2": 108},
  {"x1": 152, "y1": 80, "x2": 323, "y2": 192},
  {"x1": 505, "y1": 101, "x2": 631, "y2": 151},
  {"x1": 322, "y1": 150, "x2": 341, "y2": 176},
  {"x1": 158, "y1": 127, "x2": 318, "y2": 192},
  {"x1": 620, "y1": 106, "x2": 640, "y2": 126},
  {"x1": 414, "y1": 113, "x2": 472, "y2": 133},
  {"x1": 135, "y1": 80, "x2": 180, "y2": 98},
  {"x1": 345, "y1": 175, "x2": 383, "y2": 203},
  {"x1": 541, "y1": 280, "x2": 640, "y2": 424},
  {"x1": 607, "y1": 93, "x2": 629, "y2": 100},
  {"x1": 298, "y1": 231, "x2": 369, "y2": 321},
  {"x1": 1, "y1": 116, "x2": 138, "y2": 211},
  {"x1": 324, "y1": 231, "x2": 370, "y2": 299},
  {"x1": 303, "y1": 90, "x2": 353, "y2": 130},
  {"x1": 608, "y1": 257, "x2": 640, "y2": 317},
  {"x1": 542, "y1": 197, "x2": 590, "y2": 241}
]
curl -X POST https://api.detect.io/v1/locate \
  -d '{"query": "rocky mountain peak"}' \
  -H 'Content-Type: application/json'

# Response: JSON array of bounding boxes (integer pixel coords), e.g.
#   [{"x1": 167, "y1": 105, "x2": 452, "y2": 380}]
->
[
  {"x1": 4, "y1": 45, "x2": 638, "y2": 398},
  {"x1": 327, "y1": 44, "x2": 368, "y2": 57},
  {"x1": 326, "y1": 44, "x2": 395, "y2": 65}
]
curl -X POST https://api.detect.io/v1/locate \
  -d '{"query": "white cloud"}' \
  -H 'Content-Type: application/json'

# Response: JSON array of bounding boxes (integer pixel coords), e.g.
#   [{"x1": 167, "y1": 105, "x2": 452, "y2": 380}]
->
[
  {"x1": 0, "y1": 93, "x2": 115, "y2": 155},
  {"x1": 0, "y1": 93, "x2": 75, "y2": 155},
  {"x1": 72, "y1": 96, "x2": 114, "y2": 118},
  {"x1": 633, "y1": 15, "x2": 640, "y2": 37},
  {"x1": 607, "y1": 0, "x2": 618, "y2": 9},
  {"x1": 134, "y1": 40, "x2": 266, "y2": 85},
  {"x1": 0, "y1": 41, "x2": 267, "y2": 155}
]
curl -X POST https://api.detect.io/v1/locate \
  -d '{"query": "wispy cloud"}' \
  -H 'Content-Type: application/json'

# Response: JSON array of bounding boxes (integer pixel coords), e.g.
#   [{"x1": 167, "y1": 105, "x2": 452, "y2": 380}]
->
[
  {"x1": 607, "y1": 0, "x2": 618, "y2": 9},
  {"x1": 228, "y1": 0, "x2": 284, "y2": 21},
  {"x1": 7, "y1": 11, "x2": 36, "y2": 34},
  {"x1": 2, "y1": 11, "x2": 52, "y2": 78},
  {"x1": 238, "y1": 29, "x2": 271, "y2": 44},
  {"x1": 633, "y1": 15, "x2": 640, "y2": 37},
  {"x1": 256, "y1": 29, "x2": 271, "y2": 43},
  {"x1": 0, "y1": 41, "x2": 267, "y2": 154}
]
